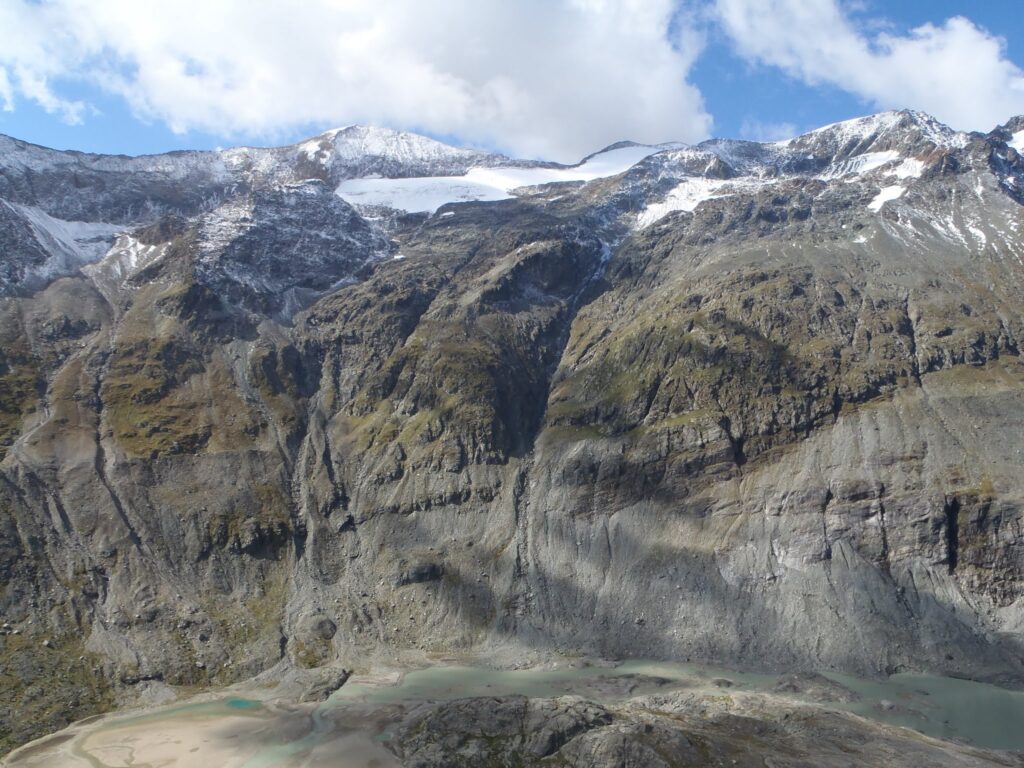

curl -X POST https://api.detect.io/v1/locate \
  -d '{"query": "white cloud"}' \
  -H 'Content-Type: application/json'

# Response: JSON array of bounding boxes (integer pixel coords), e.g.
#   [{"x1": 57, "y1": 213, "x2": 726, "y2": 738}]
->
[
  {"x1": 715, "y1": 0, "x2": 1024, "y2": 132},
  {"x1": 739, "y1": 119, "x2": 797, "y2": 142},
  {"x1": 0, "y1": 0, "x2": 712, "y2": 161},
  {"x1": 0, "y1": 2, "x2": 86, "y2": 122},
  {"x1": 0, "y1": 67, "x2": 12, "y2": 112}
]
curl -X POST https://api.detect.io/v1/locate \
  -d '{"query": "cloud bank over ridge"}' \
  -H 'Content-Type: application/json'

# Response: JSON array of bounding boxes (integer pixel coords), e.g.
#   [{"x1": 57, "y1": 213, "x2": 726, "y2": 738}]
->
[{"x1": 0, "y1": 0, "x2": 1023, "y2": 160}]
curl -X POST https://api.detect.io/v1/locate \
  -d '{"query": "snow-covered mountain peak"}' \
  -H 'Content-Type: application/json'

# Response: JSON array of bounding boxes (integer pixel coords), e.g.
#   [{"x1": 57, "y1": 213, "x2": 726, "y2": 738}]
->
[
  {"x1": 294, "y1": 124, "x2": 502, "y2": 175},
  {"x1": 792, "y1": 110, "x2": 908, "y2": 147},
  {"x1": 630, "y1": 112, "x2": 976, "y2": 230},
  {"x1": 787, "y1": 110, "x2": 968, "y2": 158},
  {"x1": 327, "y1": 112, "x2": 976, "y2": 220}
]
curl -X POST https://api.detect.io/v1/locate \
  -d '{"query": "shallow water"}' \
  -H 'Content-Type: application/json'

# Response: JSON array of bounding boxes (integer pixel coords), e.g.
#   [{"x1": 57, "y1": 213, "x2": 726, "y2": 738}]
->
[
  {"x1": 79, "y1": 695, "x2": 270, "y2": 729},
  {"x1": 9, "y1": 660, "x2": 1024, "y2": 767},
  {"x1": 238, "y1": 700, "x2": 340, "y2": 768},
  {"x1": 226, "y1": 698, "x2": 261, "y2": 710},
  {"x1": 823, "y1": 671, "x2": 1024, "y2": 751}
]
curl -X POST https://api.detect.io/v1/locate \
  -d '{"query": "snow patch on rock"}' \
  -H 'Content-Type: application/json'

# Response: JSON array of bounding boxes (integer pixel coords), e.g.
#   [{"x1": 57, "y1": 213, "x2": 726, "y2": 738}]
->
[
  {"x1": 636, "y1": 178, "x2": 731, "y2": 227},
  {"x1": 890, "y1": 158, "x2": 925, "y2": 179},
  {"x1": 2, "y1": 202, "x2": 124, "y2": 287},
  {"x1": 821, "y1": 151, "x2": 900, "y2": 179},
  {"x1": 336, "y1": 144, "x2": 667, "y2": 213},
  {"x1": 868, "y1": 185, "x2": 906, "y2": 212},
  {"x1": 335, "y1": 176, "x2": 510, "y2": 213},
  {"x1": 84, "y1": 235, "x2": 168, "y2": 283},
  {"x1": 8, "y1": 203, "x2": 123, "y2": 264}
]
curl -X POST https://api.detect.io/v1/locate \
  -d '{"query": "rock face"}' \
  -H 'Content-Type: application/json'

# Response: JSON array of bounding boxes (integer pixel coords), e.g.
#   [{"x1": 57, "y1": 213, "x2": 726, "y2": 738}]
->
[
  {"x1": 3, "y1": 109, "x2": 1024, "y2": 751},
  {"x1": 389, "y1": 691, "x2": 1022, "y2": 768},
  {"x1": 395, "y1": 696, "x2": 615, "y2": 767}
]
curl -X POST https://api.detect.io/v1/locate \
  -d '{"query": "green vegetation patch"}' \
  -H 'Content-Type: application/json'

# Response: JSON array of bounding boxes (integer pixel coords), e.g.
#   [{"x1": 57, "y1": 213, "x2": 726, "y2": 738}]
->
[
  {"x1": 0, "y1": 632, "x2": 114, "y2": 755},
  {"x1": 103, "y1": 327, "x2": 262, "y2": 458},
  {"x1": 0, "y1": 346, "x2": 41, "y2": 459}
]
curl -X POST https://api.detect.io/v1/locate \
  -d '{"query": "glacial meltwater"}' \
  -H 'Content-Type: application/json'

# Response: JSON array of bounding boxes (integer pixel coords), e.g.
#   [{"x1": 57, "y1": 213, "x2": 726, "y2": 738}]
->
[{"x1": 6, "y1": 660, "x2": 1024, "y2": 767}]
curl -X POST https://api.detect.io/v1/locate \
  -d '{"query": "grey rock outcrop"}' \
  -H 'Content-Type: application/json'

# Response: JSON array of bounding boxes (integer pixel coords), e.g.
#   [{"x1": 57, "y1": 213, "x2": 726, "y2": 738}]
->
[{"x1": 388, "y1": 690, "x2": 1023, "y2": 767}]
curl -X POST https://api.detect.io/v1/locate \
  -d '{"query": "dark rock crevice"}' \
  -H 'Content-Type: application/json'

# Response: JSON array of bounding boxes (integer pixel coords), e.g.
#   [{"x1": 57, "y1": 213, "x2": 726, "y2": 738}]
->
[{"x1": 945, "y1": 496, "x2": 961, "y2": 574}]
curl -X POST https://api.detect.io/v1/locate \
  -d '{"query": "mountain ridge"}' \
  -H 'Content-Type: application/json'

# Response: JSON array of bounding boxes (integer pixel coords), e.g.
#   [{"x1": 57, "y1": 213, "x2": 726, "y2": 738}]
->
[
  {"x1": 3, "y1": 107, "x2": 1024, "y2": 753},
  {"x1": 2, "y1": 107, "x2": 1015, "y2": 298},
  {"x1": 0, "y1": 106, "x2": 996, "y2": 165}
]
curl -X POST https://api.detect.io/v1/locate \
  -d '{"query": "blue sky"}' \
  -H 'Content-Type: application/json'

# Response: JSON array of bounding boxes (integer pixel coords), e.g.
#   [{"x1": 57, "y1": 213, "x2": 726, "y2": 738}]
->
[
  {"x1": 696, "y1": 0, "x2": 1024, "y2": 142},
  {"x1": 0, "y1": 0, "x2": 1023, "y2": 161}
]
